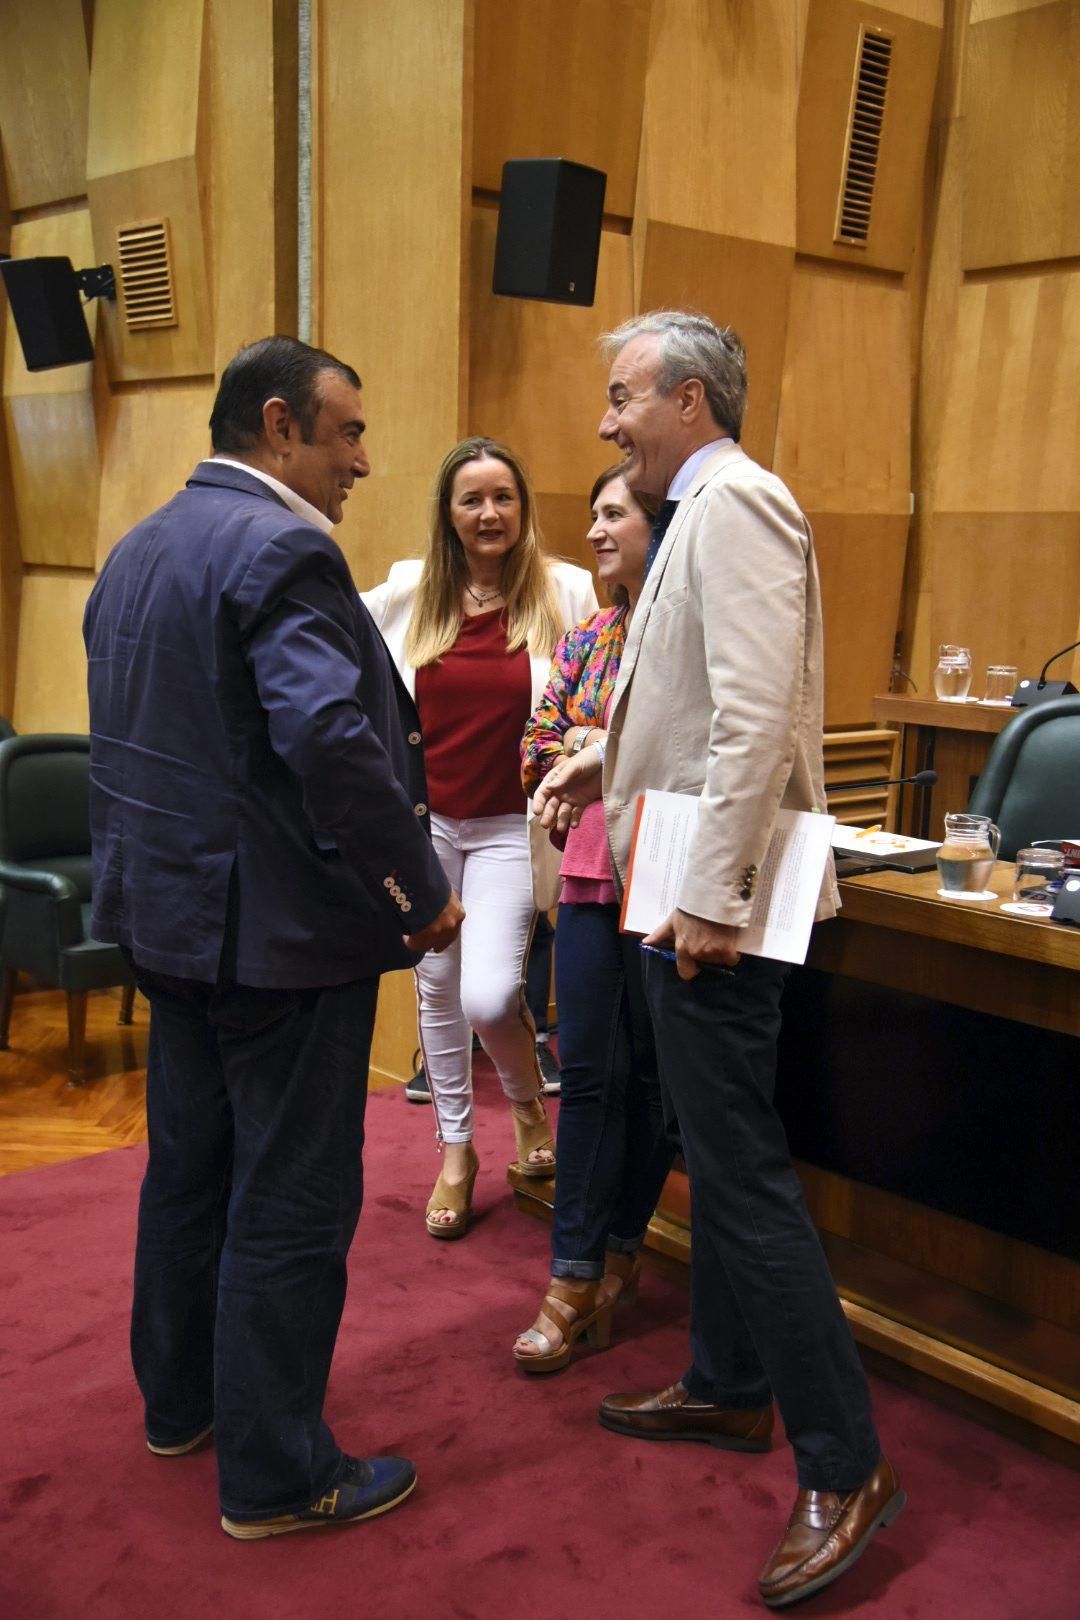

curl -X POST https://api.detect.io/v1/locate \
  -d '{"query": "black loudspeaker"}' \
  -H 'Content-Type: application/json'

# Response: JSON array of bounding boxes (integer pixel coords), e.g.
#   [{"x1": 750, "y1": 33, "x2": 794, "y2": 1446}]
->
[
  {"x1": 0, "y1": 257, "x2": 95, "y2": 372},
  {"x1": 493, "y1": 159, "x2": 607, "y2": 306}
]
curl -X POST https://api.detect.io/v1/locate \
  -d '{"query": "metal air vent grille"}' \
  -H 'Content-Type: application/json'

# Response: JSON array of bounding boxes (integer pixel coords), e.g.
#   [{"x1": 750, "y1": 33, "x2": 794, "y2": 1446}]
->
[
  {"x1": 115, "y1": 219, "x2": 177, "y2": 330},
  {"x1": 835, "y1": 27, "x2": 893, "y2": 247}
]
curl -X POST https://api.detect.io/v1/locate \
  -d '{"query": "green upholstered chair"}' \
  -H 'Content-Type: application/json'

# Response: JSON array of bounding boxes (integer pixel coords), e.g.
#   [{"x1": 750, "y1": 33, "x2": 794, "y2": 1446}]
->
[
  {"x1": 966, "y1": 695, "x2": 1080, "y2": 860},
  {"x1": 0, "y1": 734, "x2": 135, "y2": 1082}
]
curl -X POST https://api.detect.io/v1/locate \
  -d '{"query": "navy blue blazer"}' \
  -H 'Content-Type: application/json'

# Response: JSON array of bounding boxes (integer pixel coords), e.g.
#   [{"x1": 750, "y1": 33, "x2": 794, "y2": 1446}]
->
[{"x1": 84, "y1": 461, "x2": 450, "y2": 987}]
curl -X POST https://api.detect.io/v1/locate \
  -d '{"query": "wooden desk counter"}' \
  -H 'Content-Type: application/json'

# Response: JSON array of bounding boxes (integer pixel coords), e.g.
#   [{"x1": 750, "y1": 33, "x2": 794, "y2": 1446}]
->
[
  {"x1": 512, "y1": 865, "x2": 1080, "y2": 1459},
  {"x1": 871, "y1": 694, "x2": 1017, "y2": 838},
  {"x1": 819, "y1": 865, "x2": 1080, "y2": 1037}
]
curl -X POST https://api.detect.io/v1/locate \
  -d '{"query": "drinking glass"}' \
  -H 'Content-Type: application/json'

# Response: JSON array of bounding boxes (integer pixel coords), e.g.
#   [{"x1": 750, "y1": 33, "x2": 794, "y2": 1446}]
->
[
  {"x1": 983, "y1": 664, "x2": 1018, "y2": 705},
  {"x1": 933, "y1": 644, "x2": 972, "y2": 702},
  {"x1": 936, "y1": 811, "x2": 1000, "y2": 899},
  {"x1": 1009, "y1": 847, "x2": 1065, "y2": 915}
]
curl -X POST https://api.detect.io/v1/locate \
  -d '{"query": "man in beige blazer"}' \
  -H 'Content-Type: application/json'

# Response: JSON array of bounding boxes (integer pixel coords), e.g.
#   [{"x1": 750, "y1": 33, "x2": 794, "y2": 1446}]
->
[{"x1": 535, "y1": 312, "x2": 903, "y2": 1610}]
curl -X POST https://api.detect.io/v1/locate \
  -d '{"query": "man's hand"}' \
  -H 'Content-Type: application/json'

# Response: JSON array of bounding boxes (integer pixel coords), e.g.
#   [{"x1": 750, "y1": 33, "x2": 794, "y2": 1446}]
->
[
  {"x1": 533, "y1": 749, "x2": 604, "y2": 839},
  {"x1": 405, "y1": 890, "x2": 464, "y2": 954},
  {"x1": 644, "y1": 907, "x2": 741, "y2": 982}
]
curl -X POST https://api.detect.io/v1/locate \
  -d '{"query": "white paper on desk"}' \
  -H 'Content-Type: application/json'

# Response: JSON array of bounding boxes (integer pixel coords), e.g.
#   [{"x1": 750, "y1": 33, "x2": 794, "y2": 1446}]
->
[{"x1": 619, "y1": 792, "x2": 835, "y2": 966}]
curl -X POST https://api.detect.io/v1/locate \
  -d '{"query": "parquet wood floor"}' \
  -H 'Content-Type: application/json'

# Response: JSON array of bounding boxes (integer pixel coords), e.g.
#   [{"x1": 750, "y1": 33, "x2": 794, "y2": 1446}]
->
[
  {"x1": 0, "y1": 985, "x2": 148, "y2": 1176},
  {"x1": 0, "y1": 982, "x2": 407, "y2": 1176}
]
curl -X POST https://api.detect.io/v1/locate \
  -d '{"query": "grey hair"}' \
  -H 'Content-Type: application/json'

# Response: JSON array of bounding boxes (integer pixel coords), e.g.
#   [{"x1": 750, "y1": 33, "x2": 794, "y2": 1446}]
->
[{"x1": 600, "y1": 310, "x2": 748, "y2": 441}]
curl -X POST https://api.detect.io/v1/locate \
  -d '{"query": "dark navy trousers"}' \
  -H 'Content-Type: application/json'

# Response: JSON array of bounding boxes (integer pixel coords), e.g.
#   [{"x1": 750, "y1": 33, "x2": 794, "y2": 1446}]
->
[
  {"x1": 641, "y1": 951, "x2": 881, "y2": 1493},
  {"x1": 550, "y1": 903, "x2": 674, "y2": 1277},
  {"x1": 128, "y1": 963, "x2": 378, "y2": 1521}
]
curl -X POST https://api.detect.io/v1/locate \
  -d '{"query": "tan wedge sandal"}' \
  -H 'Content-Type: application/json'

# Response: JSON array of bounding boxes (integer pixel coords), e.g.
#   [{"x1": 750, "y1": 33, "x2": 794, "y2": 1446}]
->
[
  {"x1": 510, "y1": 1100, "x2": 556, "y2": 1179},
  {"x1": 513, "y1": 1279, "x2": 614, "y2": 1374},
  {"x1": 601, "y1": 1250, "x2": 642, "y2": 1308},
  {"x1": 425, "y1": 1145, "x2": 479, "y2": 1240}
]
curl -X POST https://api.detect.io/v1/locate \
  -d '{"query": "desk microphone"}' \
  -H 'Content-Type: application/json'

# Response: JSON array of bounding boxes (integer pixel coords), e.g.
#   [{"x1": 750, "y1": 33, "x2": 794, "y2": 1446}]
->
[
  {"x1": 827, "y1": 769, "x2": 938, "y2": 794},
  {"x1": 1012, "y1": 639, "x2": 1080, "y2": 708}
]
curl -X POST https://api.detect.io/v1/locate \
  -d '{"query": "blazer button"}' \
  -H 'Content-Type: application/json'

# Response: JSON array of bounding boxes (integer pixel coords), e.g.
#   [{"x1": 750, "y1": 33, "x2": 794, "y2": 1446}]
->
[
  {"x1": 408, "y1": 731, "x2": 421, "y2": 745},
  {"x1": 389, "y1": 883, "x2": 401, "y2": 898},
  {"x1": 383, "y1": 876, "x2": 395, "y2": 889},
  {"x1": 414, "y1": 802, "x2": 427, "y2": 816},
  {"x1": 401, "y1": 901, "x2": 412, "y2": 913},
  {"x1": 740, "y1": 886, "x2": 752, "y2": 901}
]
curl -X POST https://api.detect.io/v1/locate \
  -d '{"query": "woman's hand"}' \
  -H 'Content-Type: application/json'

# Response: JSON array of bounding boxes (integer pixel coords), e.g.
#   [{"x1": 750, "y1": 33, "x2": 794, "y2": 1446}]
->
[{"x1": 533, "y1": 749, "x2": 604, "y2": 837}]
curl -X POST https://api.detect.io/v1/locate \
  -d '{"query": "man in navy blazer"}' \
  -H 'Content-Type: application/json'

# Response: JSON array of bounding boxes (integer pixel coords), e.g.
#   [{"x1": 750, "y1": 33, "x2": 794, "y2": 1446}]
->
[{"x1": 84, "y1": 336, "x2": 463, "y2": 1539}]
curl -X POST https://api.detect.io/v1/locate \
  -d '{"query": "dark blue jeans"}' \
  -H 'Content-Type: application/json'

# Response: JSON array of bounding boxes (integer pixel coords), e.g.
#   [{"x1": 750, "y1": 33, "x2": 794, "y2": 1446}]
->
[
  {"x1": 550, "y1": 903, "x2": 674, "y2": 1278},
  {"x1": 129, "y1": 964, "x2": 378, "y2": 1521},
  {"x1": 642, "y1": 950, "x2": 881, "y2": 1493}
]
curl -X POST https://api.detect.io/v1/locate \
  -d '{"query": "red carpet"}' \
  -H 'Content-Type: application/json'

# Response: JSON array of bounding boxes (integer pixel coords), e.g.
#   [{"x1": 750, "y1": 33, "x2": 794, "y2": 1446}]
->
[{"x1": 2, "y1": 1078, "x2": 1078, "y2": 1620}]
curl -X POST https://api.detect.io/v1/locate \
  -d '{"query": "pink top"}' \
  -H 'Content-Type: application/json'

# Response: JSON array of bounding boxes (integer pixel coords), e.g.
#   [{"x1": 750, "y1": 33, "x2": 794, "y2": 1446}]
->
[{"x1": 558, "y1": 691, "x2": 617, "y2": 905}]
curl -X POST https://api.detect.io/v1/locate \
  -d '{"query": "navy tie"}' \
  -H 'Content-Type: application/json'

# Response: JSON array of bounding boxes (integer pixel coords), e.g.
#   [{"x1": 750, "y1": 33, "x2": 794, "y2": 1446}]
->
[{"x1": 644, "y1": 499, "x2": 679, "y2": 578}]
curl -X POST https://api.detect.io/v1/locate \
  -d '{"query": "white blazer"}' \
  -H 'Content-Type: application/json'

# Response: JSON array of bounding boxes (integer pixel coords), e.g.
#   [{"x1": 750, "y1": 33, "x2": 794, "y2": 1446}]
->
[{"x1": 361, "y1": 557, "x2": 597, "y2": 705}]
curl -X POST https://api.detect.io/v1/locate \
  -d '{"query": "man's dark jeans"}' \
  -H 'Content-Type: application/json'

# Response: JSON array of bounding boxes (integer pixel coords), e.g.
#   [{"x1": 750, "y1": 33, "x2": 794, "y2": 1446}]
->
[
  {"x1": 642, "y1": 950, "x2": 880, "y2": 1493},
  {"x1": 550, "y1": 903, "x2": 674, "y2": 1277},
  {"x1": 128, "y1": 963, "x2": 378, "y2": 1521}
]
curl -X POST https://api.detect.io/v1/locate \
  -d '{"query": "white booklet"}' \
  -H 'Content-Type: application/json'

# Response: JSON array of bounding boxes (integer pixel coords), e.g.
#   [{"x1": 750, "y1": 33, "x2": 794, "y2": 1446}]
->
[{"x1": 619, "y1": 791, "x2": 835, "y2": 966}]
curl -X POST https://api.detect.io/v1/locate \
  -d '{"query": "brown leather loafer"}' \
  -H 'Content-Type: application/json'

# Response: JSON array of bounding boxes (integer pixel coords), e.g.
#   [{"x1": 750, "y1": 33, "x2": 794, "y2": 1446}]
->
[
  {"x1": 758, "y1": 1456, "x2": 905, "y2": 1608},
  {"x1": 598, "y1": 1381, "x2": 773, "y2": 1451}
]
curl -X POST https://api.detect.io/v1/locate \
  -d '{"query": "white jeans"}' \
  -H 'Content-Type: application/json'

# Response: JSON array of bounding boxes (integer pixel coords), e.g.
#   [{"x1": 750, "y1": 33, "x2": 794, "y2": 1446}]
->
[{"x1": 415, "y1": 812, "x2": 541, "y2": 1143}]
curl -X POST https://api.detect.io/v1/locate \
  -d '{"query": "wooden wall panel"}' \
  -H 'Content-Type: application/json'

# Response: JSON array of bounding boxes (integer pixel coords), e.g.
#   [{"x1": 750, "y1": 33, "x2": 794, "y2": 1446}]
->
[
  {"x1": 635, "y1": 226, "x2": 794, "y2": 469},
  {"x1": 0, "y1": 130, "x2": 19, "y2": 717},
  {"x1": 928, "y1": 512, "x2": 1080, "y2": 689},
  {"x1": 11, "y1": 571, "x2": 93, "y2": 735},
  {"x1": 208, "y1": 0, "x2": 299, "y2": 370},
  {"x1": 469, "y1": 210, "x2": 634, "y2": 497},
  {"x1": 0, "y1": 0, "x2": 89, "y2": 210},
  {"x1": 813, "y1": 511, "x2": 911, "y2": 724},
  {"x1": 797, "y1": 0, "x2": 942, "y2": 273},
  {"x1": 964, "y1": 1, "x2": 1080, "y2": 270},
  {"x1": 94, "y1": 383, "x2": 215, "y2": 570},
  {"x1": 87, "y1": 0, "x2": 213, "y2": 382},
  {"x1": 471, "y1": 0, "x2": 649, "y2": 219},
  {"x1": 631, "y1": 0, "x2": 800, "y2": 468},
  {"x1": 774, "y1": 261, "x2": 911, "y2": 514},
  {"x1": 638, "y1": 0, "x2": 798, "y2": 246},
  {"x1": 933, "y1": 269, "x2": 1080, "y2": 513},
  {"x1": 318, "y1": 0, "x2": 471, "y2": 599},
  {"x1": 318, "y1": 0, "x2": 471, "y2": 1081},
  {"x1": 907, "y1": 3, "x2": 1080, "y2": 702},
  {"x1": 536, "y1": 492, "x2": 603, "y2": 579},
  {"x1": 2, "y1": 210, "x2": 100, "y2": 569}
]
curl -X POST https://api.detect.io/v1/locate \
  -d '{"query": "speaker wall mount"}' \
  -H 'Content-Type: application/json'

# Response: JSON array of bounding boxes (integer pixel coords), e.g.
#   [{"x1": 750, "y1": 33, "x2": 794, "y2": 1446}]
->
[{"x1": 0, "y1": 255, "x2": 116, "y2": 373}]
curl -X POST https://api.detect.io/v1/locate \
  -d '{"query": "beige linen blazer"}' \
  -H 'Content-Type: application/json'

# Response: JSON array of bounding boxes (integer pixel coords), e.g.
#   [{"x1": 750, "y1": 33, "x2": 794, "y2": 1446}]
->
[{"x1": 604, "y1": 442, "x2": 839, "y2": 927}]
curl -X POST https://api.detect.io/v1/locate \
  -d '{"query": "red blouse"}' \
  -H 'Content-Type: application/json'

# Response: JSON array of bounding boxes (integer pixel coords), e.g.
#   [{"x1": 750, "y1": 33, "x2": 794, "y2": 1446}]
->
[{"x1": 415, "y1": 609, "x2": 531, "y2": 819}]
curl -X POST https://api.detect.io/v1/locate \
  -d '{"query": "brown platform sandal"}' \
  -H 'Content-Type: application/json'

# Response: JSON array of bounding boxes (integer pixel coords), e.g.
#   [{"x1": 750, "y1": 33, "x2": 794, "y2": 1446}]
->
[
  {"x1": 425, "y1": 1144, "x2": 479, "y2": 1240},
  {"x1": 601, "y1": 1250, "x2": 642, "y2": 1309},
  {"x1": 513, "y1": 1279, "x2": 614, "y2": 1374},
  {"x1": 510, "y1": 1100, "x2": 556, "y2": 1179}
]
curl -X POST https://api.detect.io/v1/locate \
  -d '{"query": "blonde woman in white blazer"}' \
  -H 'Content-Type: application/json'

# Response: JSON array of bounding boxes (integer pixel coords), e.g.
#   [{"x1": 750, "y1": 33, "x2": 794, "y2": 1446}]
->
[{"x1": 363, "y1": 437, "x2": 596, "y2": 1240}]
